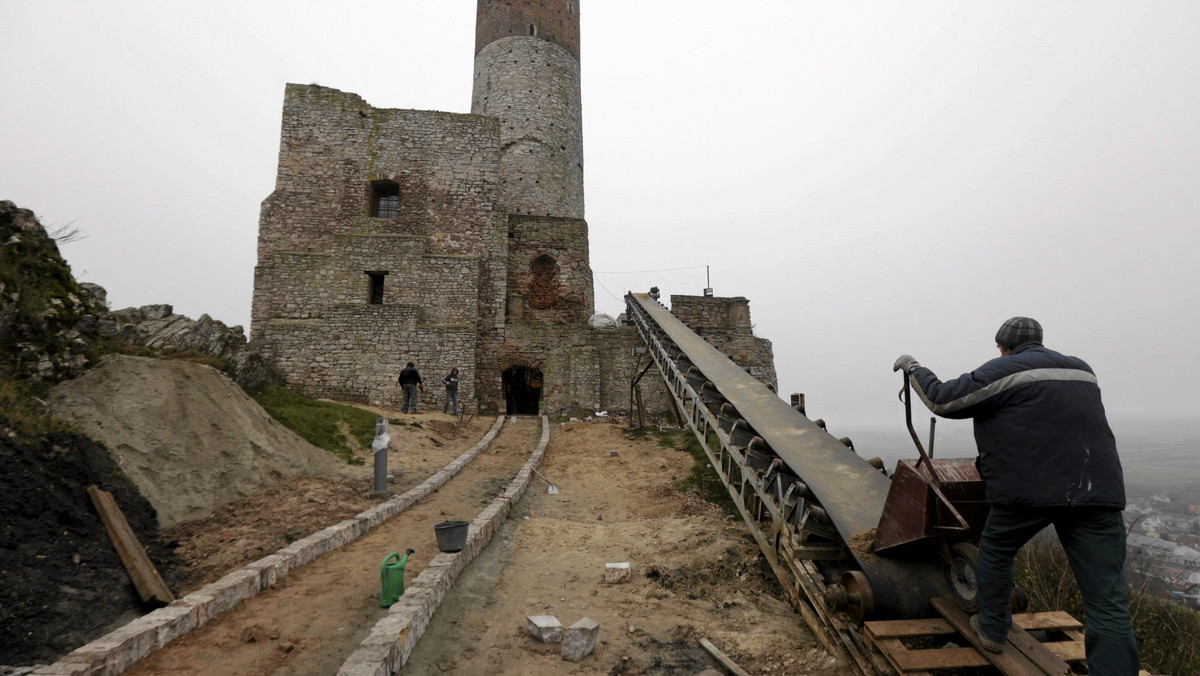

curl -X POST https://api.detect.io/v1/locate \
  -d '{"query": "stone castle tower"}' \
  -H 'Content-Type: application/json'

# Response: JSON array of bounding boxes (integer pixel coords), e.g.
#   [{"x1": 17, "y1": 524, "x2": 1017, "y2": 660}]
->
[
  {"x1": 250, "y1": 1, "x2": 776, "y2": 416},
  {"x1": 472, "y1": 0, "x2": 584, "y2": 220}
]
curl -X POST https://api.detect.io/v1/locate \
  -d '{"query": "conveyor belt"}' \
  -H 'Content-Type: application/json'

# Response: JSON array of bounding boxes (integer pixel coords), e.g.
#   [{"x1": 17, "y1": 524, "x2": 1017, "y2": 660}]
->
[
  {"x1": 628, "y1": 292, "x2": 951, "y2": 622},
  {"x1": 630, "y1": 293, "x2": 891, "y2": 538}
]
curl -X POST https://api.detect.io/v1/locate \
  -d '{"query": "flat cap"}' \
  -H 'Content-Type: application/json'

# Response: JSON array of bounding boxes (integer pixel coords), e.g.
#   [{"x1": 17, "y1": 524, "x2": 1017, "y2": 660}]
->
[{"x1": 995, "y1": 317, "x2": 1043, "y2": 350}]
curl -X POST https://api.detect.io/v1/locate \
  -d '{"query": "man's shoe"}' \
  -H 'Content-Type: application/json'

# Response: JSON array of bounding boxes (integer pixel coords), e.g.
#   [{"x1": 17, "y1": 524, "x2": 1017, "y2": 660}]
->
[{"x1": 969, "y1": 615, "x2": 1005, "y2": 654}]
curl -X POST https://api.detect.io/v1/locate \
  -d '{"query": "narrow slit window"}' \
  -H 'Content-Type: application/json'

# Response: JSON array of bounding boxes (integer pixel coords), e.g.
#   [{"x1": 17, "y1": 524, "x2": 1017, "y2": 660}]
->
[
  {"x1": 370, "y1": 180, "x2": 400, "y2": 218},
  {"x1": 367, "y1": 271, "x2": 388, "y2": 304},
  {"x1": 529, "y1": 24, "x2": 538, "y2": 37}
]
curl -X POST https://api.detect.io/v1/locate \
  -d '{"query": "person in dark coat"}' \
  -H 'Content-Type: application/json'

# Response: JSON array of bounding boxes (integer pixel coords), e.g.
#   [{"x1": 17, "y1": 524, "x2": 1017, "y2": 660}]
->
[
  {"x1": 894, "y1": 317, "x2": 1138, "y2": 674},
  {"x1": 442, "y1": 367, "x2": 460, "y2": 416},
  {"x1": 397, "y1": 361, "x2": 424, "y2": 414}
]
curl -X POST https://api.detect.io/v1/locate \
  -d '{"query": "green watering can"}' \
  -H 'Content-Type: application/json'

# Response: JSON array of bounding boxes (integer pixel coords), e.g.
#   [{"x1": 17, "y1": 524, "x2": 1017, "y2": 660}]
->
[{"x1": 380, "y1": 548, "x2": 415, "y2": 608}]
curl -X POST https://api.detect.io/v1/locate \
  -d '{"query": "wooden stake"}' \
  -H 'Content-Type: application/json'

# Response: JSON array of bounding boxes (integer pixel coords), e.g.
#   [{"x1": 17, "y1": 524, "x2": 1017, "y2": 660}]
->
[{"x1": 87, "y1": 485, "x2": 174, "y2": 606}]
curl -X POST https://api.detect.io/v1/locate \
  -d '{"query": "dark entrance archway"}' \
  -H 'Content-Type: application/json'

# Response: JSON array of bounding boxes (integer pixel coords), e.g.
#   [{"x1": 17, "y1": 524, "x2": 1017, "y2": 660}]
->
[{"x1": 502, "y1": 366, "x2": 543, "y2": 415}]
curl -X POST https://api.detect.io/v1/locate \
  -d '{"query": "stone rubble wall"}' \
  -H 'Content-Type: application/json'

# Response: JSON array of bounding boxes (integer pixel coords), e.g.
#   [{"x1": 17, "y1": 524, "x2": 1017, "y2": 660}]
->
[
  {"x1": 251, "y1": 85, "x2": 506, "y2": 410},
  {"x1": 505, "y1": 215, "x2": 593, "y2": 325},
  {"x1": 501, "y1": 323, "x2": 673, "y2": 418},
  {"x1": 670, "y1": 295, "x2": 753, "y2": 336},
  {"x1": 670, "y1": 295, "x2": 778, "y2": 392},
  {"x1": 260, "y1": 307, "x2": 476, "y2": 411},
  {"x1": 471, "y1": 36, "x2": 584, "y2": 220}
]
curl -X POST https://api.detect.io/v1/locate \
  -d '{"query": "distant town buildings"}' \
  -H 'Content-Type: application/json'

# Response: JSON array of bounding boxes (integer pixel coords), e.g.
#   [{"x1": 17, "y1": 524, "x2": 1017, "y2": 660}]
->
[{"x1": 1125, "y1": 494, "x2": 1200, "y2": 609}]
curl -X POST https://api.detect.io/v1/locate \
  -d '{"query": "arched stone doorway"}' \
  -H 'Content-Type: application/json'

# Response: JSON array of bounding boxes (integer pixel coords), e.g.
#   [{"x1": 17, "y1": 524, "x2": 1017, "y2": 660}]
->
[{"x1": 502, "y1": 365, "x2": 543, "y2": 415}]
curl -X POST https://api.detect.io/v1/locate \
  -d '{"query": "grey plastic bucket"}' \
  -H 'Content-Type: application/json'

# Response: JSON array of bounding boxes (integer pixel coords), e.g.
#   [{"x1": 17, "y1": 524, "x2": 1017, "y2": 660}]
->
[{"x1": 434, "y1": 520, "x2": 469, "y2": 553}]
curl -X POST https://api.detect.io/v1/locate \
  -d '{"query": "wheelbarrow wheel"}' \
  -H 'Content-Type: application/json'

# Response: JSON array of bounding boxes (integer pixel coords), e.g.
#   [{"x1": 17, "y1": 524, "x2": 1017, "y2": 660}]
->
[{"x1": 945, "y1": 542, "x2": 981, "y2": 614}]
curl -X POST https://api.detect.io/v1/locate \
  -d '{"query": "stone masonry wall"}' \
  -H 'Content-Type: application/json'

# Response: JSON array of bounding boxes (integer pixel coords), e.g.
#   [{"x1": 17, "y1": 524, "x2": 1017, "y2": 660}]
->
[
  {"x1": 671, "y1": 295, "x2": 778, "y2": 392},
  {"x1": 251, "y1": 85, "x2": 505, "y2": 408},
  {"x1": 265, "y1": 307, "x2": 475, "y2": 411},
  {"x1": 501, "y1": 323, "x2": 672, "y2": 417},
  {"x1": 505, "y1": 215, "x2": 593, "y2": 324},
  {"x1": 471, "y1": 36, "x2": 584, "y2": 220},
  {"x1": 474, "y1": 0, "x2": 580, "y2": 60}
]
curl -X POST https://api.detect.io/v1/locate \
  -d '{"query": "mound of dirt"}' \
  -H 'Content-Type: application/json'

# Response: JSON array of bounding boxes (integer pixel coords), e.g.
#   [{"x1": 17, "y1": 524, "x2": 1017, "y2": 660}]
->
[
  {"x1": 46, "y1": 355, "x2": 360, "y2": 528},
  {"x1": 0, "y1": 430, "x2": 179, "y2": 666}
]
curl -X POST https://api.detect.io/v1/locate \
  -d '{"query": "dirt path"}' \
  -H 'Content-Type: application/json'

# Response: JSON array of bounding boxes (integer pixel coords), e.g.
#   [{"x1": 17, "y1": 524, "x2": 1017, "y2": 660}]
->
[
  {"x1": 402, "y1": 421, "x2": 851, "y2": 675},
  {"x1": 163, "y1": 416, "x2": 499, "y2": 594},
  {"x1": 124, "y1": 417, "x2": 544, "y2": 676}
]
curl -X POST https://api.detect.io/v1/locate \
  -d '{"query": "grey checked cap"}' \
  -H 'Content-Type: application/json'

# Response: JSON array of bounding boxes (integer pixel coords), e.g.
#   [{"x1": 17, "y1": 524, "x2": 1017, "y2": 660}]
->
[{"x1": 995, "y1": 317, "x2": 1043, "y2": 349}]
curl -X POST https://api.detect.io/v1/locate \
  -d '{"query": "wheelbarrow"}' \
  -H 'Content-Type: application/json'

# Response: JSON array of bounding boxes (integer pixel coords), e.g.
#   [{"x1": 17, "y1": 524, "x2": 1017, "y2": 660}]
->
[{"x1": 873, "y1": 372, "x2": 990, "y2": 612}]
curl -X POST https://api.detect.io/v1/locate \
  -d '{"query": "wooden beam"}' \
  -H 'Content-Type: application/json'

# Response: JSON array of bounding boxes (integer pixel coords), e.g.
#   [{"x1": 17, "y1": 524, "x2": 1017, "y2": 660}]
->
[
  {"x1": 87, "y1": 485, "x2": 174, "y2": 606},
  {"x1": 700, "y1": 638, "x2": 752, "y2": 676}
]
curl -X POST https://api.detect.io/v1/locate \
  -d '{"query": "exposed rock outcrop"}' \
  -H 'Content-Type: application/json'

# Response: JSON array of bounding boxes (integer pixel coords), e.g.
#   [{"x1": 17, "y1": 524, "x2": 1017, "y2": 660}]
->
[
  {"x1": 90, "y1": 295, "x2": 280, "y2": 391},
  {"x1": 0, "y1": 201, "x2": 102, "y2": 384}
]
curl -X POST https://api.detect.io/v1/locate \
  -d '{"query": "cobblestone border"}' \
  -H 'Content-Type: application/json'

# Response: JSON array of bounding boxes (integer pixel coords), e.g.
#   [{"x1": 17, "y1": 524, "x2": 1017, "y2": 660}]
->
[
  {"x1": 336, "y1": 415, "x2": 551, "y2": 676},
  {"x1": 32, "y1": 416, "x2": 506, "y2": 676}
]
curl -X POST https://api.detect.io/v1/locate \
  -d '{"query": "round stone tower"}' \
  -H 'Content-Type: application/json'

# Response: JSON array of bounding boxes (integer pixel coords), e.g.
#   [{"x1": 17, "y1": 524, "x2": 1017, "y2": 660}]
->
[{"x1": 471, "y1": 0, "x2": 584, "y2": 219}]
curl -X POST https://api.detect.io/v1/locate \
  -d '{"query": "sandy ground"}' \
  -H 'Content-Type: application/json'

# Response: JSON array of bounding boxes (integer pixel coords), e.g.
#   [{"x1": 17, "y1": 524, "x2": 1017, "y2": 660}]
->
[
  {"x1": 46, "y1": 355, "x2": 359, "y2": 528},
  {"x1": 121, "y1": 414, "x2": 851, "y2": 675},
  {"x1": 26, "y1": 354, "x2": 851, "y2": 673},
  {"x1": 402, "y1": 420, "x2": 848, "y2": 676}
]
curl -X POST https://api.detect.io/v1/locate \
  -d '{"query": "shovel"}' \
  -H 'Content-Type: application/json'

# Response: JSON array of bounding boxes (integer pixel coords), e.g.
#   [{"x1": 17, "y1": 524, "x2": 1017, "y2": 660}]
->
[{"x1": 532, "y1": 467, "x2": 559, "y2": 494}]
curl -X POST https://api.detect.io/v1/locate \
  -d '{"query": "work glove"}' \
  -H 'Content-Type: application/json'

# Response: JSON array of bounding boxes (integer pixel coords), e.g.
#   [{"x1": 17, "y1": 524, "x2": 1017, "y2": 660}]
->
[{"x1": 893, "y1": 354, "x2": 921, "y2": 375}]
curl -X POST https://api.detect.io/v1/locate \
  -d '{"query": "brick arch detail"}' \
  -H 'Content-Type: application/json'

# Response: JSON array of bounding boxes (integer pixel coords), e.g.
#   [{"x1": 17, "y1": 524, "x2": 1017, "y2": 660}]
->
[{"x1": 499, "y1": 353, "x2": 544, "y2": 372}]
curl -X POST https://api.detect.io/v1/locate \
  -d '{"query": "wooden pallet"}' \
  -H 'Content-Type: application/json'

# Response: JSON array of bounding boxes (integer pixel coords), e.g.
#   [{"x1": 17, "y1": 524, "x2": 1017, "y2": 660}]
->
[{"x1": 864, "y1": 602, "x2": 1085, "y2": 675}]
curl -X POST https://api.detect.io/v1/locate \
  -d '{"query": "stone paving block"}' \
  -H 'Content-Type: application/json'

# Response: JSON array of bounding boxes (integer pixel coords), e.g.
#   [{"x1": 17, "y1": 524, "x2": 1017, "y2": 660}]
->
[
  {"x1": 561, "y1": 617, "x2": 600, "y2": 662},
  {"x1": 101, "y1": 617, "x2": 158, "y2": 672},
  {"x1": 391, "y1": 585, "x2": 434, "y2": 613},
  {"x1": 174, "y1": 591, "x2": 216, "y2": 626},
  {"x1": 33, "y1": 651, "x2": 105, "y2": 676},
  {"x1": 605, "y1": 562, "x2": 632, "y2": 584},
  {"x1": 335, "y1": 657, "x2": 389, "y2": 676},
  {"x1": 341, "y1": 641, "x2": 393, "y2": 665},
  {"x1": 145, "y1": 603, "x2": 197, "y2": 646},
  {"x1": 526, "y1": 615, "x2": 563, "y2": 643},
  {"x1": 28, "y1": 661, "x2": 98, "y2": 676},
  {"x1": 242, "y1": 553, "x2": 289, "y2": 589},
  {"x1": 197, "y1": 568, "x2": 260, "y2": 615},
  {"x1": 335, "y1": 518, "x2": 364, "y2": 540}
]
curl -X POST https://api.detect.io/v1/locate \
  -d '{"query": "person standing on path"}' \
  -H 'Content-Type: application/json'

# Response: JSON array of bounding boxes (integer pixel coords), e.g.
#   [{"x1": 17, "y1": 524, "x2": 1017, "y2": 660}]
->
[
  {"x1": 893, "y1": 317, "x2": 1138, "y2": 675},
  {"x1": 397, "y1": 361, "x2": 424, "y2": 414},
  {"x1": 442, "y1": 367, "x2": 460, "y2": 416}
]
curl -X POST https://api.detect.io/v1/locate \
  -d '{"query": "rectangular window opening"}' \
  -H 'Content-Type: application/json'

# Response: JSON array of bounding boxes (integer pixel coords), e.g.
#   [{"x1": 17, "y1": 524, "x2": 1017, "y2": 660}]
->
[{"x1": 367, "y1": 271, "x2": 388, "y2": 304}]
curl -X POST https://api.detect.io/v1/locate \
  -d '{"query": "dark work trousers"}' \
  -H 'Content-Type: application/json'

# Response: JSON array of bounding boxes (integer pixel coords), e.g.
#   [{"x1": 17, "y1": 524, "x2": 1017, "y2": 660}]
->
[
  {"x1": 443, "y1": 388, "x2": 458, "y2": 415},
  {"x1": 977, "y1": 505, "x2": 1139, "y2": 676},
  {"x1": 402, "y1": 383, "x2": 419, "y2": 413}
]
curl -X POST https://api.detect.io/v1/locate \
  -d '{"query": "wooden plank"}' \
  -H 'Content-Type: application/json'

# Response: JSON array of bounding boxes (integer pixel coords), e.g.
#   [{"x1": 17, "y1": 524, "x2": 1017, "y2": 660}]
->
[
  {"x1": 926, "y1": 600, "x2": 1041, "y2": 672},
  {"x1": 1043, "y1": 641, "x2": 1087, "y2": 662},
  {"x1": 87, "y1": 485, "x2": 174, "y2": 606},
  {"x1": 1013, "y1": 611, "x2": 1083, "y2": 632},
  {"x1": 868, "y1": 609, "x2": 1087, "y2": 674},
  {"x1": 700, "y1": 638, "x2": 751, "y2": 676},
  {"x1": 865, "y1": 617, "x2": 956, "y2": 639},
  {"x1": 893, "y1": 644, "x2": 988, "y2": 670},
  {"x1": 872, "y1": 632, "x2": 990, "y2": 672}
]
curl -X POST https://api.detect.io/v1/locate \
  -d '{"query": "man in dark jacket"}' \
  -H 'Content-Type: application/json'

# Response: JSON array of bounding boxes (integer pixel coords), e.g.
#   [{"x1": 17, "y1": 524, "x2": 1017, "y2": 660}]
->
[
  {"x1": 442, "y1": 367, "x2": 460, "y2": 416},
  {"x1": 894, "y1": 317, "x2": 1138, "y2": 674},
  {"x1": 397, "y1": 361, "x2": 424, "y2": 414}
]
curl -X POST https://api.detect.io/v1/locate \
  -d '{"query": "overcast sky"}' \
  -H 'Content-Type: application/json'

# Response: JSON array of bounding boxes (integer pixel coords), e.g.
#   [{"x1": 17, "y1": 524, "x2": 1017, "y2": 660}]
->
[{"x1": 3, "y1": 1, "x2": 1197, "y2": 442}]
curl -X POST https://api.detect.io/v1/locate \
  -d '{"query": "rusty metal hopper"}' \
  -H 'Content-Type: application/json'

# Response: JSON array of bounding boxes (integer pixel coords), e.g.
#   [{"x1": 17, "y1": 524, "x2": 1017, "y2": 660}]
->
[{"x1": 874, "y1": 458, "x2": 988, "y2": 555}]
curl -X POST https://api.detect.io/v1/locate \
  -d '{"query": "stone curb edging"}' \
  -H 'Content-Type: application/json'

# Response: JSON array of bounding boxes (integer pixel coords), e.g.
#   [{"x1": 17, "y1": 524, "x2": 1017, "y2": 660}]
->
[
  {"x1": 336, "y1": 415, "x2": 552, "y2": 676},
  {"x1": 33, "y1": 416, "x2": 506, "y2": 676}
]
